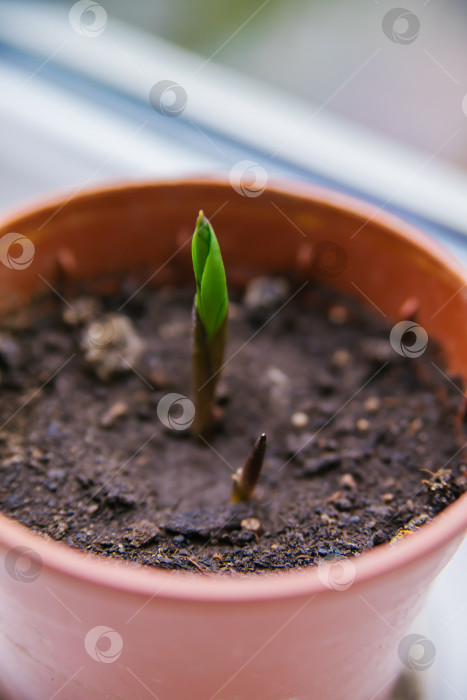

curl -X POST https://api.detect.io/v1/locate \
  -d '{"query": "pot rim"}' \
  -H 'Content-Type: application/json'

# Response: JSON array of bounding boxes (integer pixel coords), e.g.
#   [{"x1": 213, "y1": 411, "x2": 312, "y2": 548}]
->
[{"x1": 0, "y1": 176, "x2": 466, "y2": 603}]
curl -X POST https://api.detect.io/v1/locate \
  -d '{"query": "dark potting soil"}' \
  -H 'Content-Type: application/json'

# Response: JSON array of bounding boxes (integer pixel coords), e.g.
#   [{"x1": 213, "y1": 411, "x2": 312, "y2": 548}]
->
[{"x1": 0, "y1": 279, "x2": 465, "y2": 575}]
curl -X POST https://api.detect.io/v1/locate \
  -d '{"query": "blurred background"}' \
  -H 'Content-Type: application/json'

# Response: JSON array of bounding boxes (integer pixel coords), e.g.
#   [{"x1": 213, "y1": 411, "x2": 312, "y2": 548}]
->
[
  {"x1": 108, "y1": 0, "x2": 467, "y2": 167},
  {"x1": 1, "y1": 0, "x2": 467, "y2": 241},
  {"x1": 0, "y1": 2, "x2": 467, "y2": 699}
]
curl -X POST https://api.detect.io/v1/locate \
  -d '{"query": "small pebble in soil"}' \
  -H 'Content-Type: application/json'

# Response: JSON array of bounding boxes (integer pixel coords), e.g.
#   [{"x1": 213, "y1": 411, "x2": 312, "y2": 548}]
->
[
  {"x1": 267, "y1": 367, "x2": 289, "y2": 386},
  {"x1": 320, "y1": 513, "x2": 336, "y2": 525},
  {"x1": 364, "y1": 396, "x2": 381, "y2": 413},
  {"x1": 339, "y1": 473, "x2": 357, "y2": 490},
  {"x1": 356, "y1": 418, "x2": 370, "y2": 432},
  {"x1": 81, "y1": 313, "x2": 145, "y2": 381},
  {"x1": 124, "y1": 520, "x2": 160, "y2": 548},
  {"x1": 407, "y1": 417, "x2": 423, "y2": 434},
  {"x1": 331, "y1": 348, "x2": 351, "y2": 368},
  {"x1": 290, "y1": 411, "x2": 308, "y2": 428},
  {"x1": 62, "y1": 297, "x2": 101, "y2": 326},
  {"x1": 241, "y1": 517, "x2": 262, "y2": 533},
  {"x1": 328, "y1": 305, "x2": 349, "y2": 325},
  {"x1": 100, "y1": 400, "x2": 129, "y2": 428}
]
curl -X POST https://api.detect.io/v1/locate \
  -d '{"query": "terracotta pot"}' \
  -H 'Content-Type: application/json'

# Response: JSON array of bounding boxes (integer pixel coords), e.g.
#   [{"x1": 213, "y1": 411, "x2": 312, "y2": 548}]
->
[{"x1": 0, "y1": 179, "x2": 465, "y2": 700}]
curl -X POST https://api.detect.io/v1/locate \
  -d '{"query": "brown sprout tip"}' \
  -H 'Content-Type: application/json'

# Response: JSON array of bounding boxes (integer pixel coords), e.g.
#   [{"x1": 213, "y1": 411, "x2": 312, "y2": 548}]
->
[{"x1": 231, "y1": 433, "x2": 267, "y2": 503}]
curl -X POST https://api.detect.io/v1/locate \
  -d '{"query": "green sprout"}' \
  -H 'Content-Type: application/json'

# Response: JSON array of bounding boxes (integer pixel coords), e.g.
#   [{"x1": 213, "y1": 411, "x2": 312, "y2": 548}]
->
[{"x1": 191, "y1": 211, "x2": 228, "y2": 436}]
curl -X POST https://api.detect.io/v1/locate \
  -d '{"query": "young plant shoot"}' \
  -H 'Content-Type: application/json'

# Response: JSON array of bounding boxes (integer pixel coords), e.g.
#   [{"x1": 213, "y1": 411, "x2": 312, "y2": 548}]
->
[
  {"x1": 231, "y1": 434, "x2": 267, "y2": 503},
  {"x1": 191, "y1": 211, "x2": 228, "y2": 437}
]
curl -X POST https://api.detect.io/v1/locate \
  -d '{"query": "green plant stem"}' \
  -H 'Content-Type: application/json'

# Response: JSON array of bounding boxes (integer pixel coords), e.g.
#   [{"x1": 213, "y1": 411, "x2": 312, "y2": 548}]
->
[
  {"x1": 191, "y1": 310, "x2": 227, "y2": 437},
  {"x1": 191, "y1": 211, "x2": 228, "y2": 438}
]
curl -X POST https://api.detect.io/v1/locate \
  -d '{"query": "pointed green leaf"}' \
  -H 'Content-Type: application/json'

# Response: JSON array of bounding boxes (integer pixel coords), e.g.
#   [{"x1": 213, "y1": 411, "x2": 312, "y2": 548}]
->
[{"x1": 192, "y1": 211, "x2": 228, "y2": 339}]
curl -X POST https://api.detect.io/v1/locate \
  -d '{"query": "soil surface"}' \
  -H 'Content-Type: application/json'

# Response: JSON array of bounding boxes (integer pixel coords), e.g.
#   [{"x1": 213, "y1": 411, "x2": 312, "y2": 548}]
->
[{"x1": 0, "y1": 279, "x2": 465, "y2": 575}]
